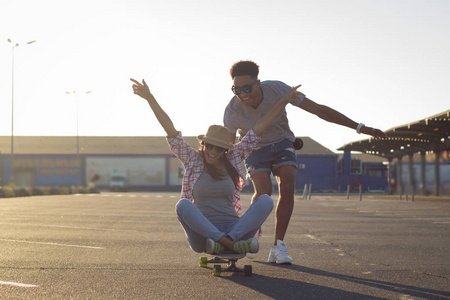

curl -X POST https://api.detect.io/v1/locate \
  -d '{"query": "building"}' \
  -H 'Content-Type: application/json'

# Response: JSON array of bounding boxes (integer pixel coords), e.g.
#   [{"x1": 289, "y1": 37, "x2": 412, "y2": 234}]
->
[
  {"x1": 0, "y1": 135, "x2": 388, "y2": 193},
  {"x1": 338, "y1": 110, "x2": 449, "y2": 196}
]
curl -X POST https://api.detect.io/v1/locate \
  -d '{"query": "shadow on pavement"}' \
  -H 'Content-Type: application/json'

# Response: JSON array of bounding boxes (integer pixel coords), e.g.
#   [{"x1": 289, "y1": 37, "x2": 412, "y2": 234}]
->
[
  {"x1": 220, "y1": 261, "x2": 449, "y2": 299},
  {"x1": 221, "y1": 274, "x2": 384, "y2": 299}
]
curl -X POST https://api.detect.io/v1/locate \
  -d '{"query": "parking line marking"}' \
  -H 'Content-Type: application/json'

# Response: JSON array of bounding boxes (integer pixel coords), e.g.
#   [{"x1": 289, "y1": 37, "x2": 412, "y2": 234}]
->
[
  {"x1": 0, "y1": 281, "x2": 38, "y2": 287},
  {"x1": 0, "y1": 239, "x2": 104, "y2": 249},
  {"x1": 0, "y1": 223, "x2": 140, "y2": 232}
]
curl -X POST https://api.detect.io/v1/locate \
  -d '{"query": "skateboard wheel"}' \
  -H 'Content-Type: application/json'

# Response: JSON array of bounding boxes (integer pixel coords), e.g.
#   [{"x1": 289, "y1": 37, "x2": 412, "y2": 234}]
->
[
  {"x1": 213, "y1": 265, "x2": 221, "y2": 276},
  {"x1": 199, "y1": 257, "x2": 207, "y2": 267},
  {"x1": 244, "y1": 265, "x2": 252, "y2": 276}
]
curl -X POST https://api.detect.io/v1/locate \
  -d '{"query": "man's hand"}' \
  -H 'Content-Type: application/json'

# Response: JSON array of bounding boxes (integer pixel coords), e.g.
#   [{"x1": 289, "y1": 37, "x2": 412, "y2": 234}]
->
[{"x1": 361, "y1": 126, "x2": 388, "y2": 139}]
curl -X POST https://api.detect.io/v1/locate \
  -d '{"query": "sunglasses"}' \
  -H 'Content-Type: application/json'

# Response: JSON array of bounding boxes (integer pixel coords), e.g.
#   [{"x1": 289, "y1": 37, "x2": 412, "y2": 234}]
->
[
  {"x1": 204, "y1": 143, "x2": 227, "y2": 153},
  {"x1": 231, "y1": 80, "x2": 258, "y2": 95}
]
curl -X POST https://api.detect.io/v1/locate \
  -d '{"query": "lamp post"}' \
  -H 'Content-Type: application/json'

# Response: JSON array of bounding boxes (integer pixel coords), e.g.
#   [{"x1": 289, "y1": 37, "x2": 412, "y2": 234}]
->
[
  {"x1": 65, "y1": 91, "x2": 92, "y2": 155},
  {"x1": 65, "y1": 90, "x2": 92, "y2": 186},
  {"x1": 7, "y1": 38, "x2": 36, "y2": 185}
]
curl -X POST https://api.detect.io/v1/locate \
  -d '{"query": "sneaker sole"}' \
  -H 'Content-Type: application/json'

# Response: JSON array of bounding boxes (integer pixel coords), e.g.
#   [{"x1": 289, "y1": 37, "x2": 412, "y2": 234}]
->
[
  {"x1": 268, "y1": 251, "x2": 292, "y2": 264},
  {"x1": 268, "y1": 259, "x2": 293, "y2": 264}
]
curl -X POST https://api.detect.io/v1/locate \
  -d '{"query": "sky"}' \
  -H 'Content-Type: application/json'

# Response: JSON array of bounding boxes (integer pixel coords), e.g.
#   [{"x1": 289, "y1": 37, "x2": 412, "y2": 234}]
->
[{"x1": 0, "y1": 0, "x2": 449, "y2": 153}]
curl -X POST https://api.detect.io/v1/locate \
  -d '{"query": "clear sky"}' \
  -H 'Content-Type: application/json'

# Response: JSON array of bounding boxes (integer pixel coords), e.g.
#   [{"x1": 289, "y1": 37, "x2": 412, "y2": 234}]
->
[{"x1": 0, "y1": 0, "x2": 449, "y2": 152}]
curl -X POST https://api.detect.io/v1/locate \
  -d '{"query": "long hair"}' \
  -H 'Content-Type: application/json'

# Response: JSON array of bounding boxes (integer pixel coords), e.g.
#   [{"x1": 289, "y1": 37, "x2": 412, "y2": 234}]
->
[{"x1": 200, "y1": 148, "x2": 240, "y2": 188}]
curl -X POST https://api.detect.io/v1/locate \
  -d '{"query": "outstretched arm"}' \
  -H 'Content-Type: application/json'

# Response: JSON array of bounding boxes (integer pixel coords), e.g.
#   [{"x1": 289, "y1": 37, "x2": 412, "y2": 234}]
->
[
  {"x1": 299, "y1": 98, "x2": 387, "y2": 139},
  {"x1": 253, "y1": 85, "x2": 304, "y2": 137},
  {"x1": 130, "y1": 78, "x2": 178, "y2": 138}
]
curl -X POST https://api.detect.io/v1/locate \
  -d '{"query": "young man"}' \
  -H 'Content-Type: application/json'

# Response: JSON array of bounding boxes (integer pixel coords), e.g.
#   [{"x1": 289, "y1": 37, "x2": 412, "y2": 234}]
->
[{"x1": 223, "y1": 60, "x2": 387, "y2": 264}]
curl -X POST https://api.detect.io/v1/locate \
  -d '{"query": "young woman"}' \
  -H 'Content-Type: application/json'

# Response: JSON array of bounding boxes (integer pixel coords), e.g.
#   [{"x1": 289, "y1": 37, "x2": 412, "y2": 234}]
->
[{"x1": 130, "y1": 78, "x2": 302, "y2": 254}]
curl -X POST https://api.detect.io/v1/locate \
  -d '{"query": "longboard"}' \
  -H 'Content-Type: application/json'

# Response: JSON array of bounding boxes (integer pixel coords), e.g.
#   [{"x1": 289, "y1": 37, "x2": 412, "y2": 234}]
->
[{"x1": 199, "y1": 253, "x2": 252, "y2": 276}]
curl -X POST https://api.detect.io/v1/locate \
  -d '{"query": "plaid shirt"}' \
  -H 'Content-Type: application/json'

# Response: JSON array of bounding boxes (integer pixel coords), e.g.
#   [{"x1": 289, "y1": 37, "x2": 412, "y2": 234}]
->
[{"x1": 166, "y1": 129, "x2": 260, "y2": 215}]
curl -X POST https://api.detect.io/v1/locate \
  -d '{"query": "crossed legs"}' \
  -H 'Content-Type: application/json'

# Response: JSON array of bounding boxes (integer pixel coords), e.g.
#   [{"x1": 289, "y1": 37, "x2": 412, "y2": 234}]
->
[{"x1": 176, "y1": 194, "x2": 273, "y2": 253}]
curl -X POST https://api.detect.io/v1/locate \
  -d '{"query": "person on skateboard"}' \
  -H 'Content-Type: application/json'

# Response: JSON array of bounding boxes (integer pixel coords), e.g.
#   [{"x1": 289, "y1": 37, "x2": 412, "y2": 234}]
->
[{"x1": 131, "y1": 77, "x2": 303, "y2": 255}]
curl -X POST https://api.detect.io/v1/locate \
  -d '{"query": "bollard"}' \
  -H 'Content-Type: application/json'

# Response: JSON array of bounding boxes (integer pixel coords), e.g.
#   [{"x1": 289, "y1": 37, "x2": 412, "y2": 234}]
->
[
  {"x1": 302, "y1": 184, "x2": 308, "y2": 200},
  {"x1": 308, "y1": 184, "x2": 312, "y2": 200},
  {"x1": 359, "y1": 184, "x2": 362, "y2": 201},
  {"x1": 346, "y1": 185, "x2": 350, "y2": 199},
  {"x1": 406, "y1": 185, "x2": 409, "y2": 201}
]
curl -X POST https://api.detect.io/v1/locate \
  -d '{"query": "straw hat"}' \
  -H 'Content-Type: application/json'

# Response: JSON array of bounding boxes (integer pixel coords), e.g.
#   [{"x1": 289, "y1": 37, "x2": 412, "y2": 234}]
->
[{"x1": 197, "y1": 125, "x2": 234, "y2": 150}]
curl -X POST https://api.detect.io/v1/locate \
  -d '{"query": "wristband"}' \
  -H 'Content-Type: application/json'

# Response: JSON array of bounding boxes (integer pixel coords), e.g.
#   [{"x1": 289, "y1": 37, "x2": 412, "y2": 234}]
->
[{"x1": 356, "y1": 123, "x2": 365, "y2": 134}]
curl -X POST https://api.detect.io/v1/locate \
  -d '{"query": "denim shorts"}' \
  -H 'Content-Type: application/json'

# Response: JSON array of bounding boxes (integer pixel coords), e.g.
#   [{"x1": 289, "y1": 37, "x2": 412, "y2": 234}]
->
[{"x1": 245, "y1": 139, "x2": 297, "y2": 177}]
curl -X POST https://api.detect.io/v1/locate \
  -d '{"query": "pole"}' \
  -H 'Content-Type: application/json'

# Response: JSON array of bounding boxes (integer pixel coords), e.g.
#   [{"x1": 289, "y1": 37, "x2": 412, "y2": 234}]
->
[
  {"x1": 7, "y1": 39, "x2": 36, "y2": 185},
  {"x1": 11, "y1": 45, "x2": 15, "y2": 184},
  {"x1": 65, "y1": 90, "x2": 92, "y2": 187},
  {"x1": 76, "y1": 94, "x2": 79, "y2": 157}
]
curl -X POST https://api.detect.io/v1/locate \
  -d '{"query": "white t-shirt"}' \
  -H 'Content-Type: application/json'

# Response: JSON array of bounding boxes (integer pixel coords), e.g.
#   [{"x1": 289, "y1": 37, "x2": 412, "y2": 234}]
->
[{"x1": 223, "y1": 80, "x2": 304, "y2": 147}]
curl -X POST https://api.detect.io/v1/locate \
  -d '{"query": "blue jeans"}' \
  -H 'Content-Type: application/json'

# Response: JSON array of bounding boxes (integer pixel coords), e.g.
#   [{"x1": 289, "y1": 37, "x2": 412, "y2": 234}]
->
[
  {"x1": 245, "y1": 139, "x2": 297, "y2": 177},
  {"x1": 176, "y1": 194, "x2": 274, "y2": 253}
]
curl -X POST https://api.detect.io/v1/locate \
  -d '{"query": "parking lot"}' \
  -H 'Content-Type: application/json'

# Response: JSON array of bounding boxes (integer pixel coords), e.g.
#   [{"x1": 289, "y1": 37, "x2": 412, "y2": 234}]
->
[{"x1": 0, "y1": 192, "x2": 449, "y2": 299}]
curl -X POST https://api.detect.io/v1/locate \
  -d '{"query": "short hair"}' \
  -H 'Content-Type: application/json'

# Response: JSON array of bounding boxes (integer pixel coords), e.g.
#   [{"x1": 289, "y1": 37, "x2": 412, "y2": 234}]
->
[{"x1": 230, "y1": 60, "x2": 259, "y2": 79}]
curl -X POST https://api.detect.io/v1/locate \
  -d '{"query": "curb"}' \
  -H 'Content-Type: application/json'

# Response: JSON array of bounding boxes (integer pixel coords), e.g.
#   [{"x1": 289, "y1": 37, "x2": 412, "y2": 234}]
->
[{"x1": 0, "y1": 186, "x2": 100, "y2": 198}]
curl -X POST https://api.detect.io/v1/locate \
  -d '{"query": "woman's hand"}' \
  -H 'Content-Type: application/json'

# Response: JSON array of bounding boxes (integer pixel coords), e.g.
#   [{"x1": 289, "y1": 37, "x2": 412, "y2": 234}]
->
[
  {"x1": 253, "y1": 85, "x2": 304, "y2": 137},
  {"x1": 129, "y1": 77, "x2": 178, "y2": 137},
  {"x1": 281, "y1": 85, "x2": 304, "y2": 105},
  {"x1": 130, "y1": 78, "x2": 153, "y2": 101}
]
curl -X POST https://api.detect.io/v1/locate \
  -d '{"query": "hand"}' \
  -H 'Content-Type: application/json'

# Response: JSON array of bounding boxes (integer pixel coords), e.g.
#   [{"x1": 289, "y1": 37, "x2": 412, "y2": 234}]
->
[
  {"x1": 130, "y1": 78, "x2": 153, "y2": 101},
  {"x1": 361, "y1": 126, "x2": 388, "y2": 139},
  {"x1": 281, "y1": 85, "x2": 305, "y2": 104}
]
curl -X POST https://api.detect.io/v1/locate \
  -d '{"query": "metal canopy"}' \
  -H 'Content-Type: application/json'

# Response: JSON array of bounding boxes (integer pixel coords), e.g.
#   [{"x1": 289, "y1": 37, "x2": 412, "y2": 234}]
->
[{"x1": 337, "y1": 110, "x2": 450, "y2": 160}]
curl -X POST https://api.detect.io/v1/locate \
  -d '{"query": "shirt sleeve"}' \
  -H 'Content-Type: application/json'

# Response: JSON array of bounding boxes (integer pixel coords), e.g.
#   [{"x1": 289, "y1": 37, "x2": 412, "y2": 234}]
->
[
  {"x1": 232, "y1": 129, "x2": 261, "y2": 160},
  {"x1": 227, "y1": 130, "x2": 261, "y2": 216},
  {"x1": 166, "y1": 131, "x2": 198, "y2": 166}
]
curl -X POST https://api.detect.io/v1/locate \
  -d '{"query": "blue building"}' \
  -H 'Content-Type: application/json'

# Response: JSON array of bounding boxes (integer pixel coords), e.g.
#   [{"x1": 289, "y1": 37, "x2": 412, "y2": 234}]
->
[{"x1": 0, "y1": 135, "x2": 388, "y2": 193}]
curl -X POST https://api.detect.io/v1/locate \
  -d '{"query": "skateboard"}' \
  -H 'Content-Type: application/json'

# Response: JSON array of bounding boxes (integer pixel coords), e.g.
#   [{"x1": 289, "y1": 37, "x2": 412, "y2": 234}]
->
[{"x1": 199, "y1": 253, "x2": 252, "y2": 276}]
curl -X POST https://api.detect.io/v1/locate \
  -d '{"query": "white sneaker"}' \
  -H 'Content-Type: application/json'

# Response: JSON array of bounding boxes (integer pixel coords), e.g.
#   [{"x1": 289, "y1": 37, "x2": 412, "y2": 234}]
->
[
  {"x1": 246, "y1": 228, "x2": 262, "y2": 259},
  {"x1": 268, "y1": 240, "x2": 293, "y2": 264}
]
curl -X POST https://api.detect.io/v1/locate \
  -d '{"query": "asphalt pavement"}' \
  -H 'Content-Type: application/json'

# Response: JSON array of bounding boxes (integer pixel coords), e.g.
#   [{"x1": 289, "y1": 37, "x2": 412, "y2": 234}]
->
[{"x1": 0, "y1": 192, "x2": 449, "y2": 299}]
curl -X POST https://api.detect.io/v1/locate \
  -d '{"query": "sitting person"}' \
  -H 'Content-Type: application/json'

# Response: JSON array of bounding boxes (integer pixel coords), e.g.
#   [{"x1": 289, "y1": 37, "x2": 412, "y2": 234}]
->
[{"x1": 131, "y1": 77, "x2": 302, "y2": 254}]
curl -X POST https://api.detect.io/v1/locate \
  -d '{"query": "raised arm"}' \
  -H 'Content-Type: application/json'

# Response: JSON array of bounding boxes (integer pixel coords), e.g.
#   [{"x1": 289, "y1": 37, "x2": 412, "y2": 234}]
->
[
  {"x1": 130, "y1": 78, "x2": 178, "y2": 138},
  {"x1": 299, "y1": 98, "x2": 387, "y2": 139},
  {"x1": 253, "y1": 85, "x2": 304, "y2": 137}
]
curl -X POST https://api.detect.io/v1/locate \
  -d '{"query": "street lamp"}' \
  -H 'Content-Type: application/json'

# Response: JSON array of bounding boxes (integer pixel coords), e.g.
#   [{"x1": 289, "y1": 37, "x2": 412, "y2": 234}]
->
[
  {"x1": 65, "y1": 90, "x2": 92, "y2": 186},
  {"x1": 7, "y1": 38, "x2": 36, "y2": 185},
  {"x1": 65, "y1": 91, "x2": 92, "y2": 156}
]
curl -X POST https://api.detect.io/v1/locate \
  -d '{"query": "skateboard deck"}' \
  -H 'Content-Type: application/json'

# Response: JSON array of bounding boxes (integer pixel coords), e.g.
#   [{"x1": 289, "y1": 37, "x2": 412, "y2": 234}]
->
[{"x1": 199, "y1": 253, "x2": 252, "y2": 276}]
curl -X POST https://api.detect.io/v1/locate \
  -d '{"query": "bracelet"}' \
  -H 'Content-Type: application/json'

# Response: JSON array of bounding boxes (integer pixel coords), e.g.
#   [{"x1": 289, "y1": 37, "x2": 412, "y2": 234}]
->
[{"x1": 356, "y1": 123, "x2": 365, "y2": 134}]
